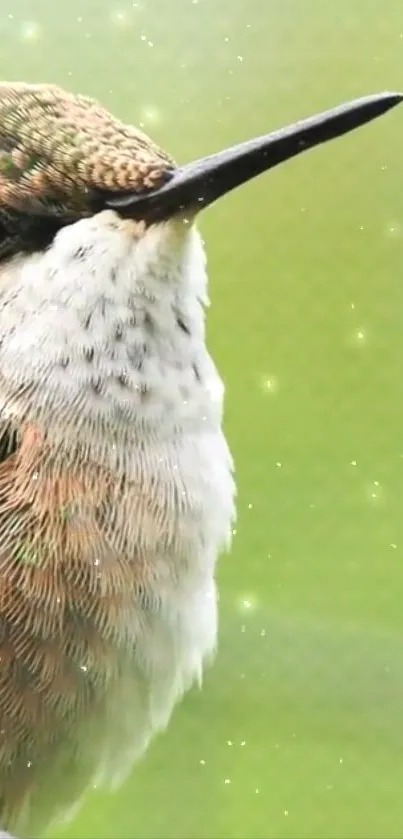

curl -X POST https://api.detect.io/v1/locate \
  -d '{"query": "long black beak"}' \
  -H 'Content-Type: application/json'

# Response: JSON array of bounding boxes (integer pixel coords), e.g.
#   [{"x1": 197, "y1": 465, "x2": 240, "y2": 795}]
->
[{"x1": 107, "y1": 92, "x2": 403, "y2": 221}]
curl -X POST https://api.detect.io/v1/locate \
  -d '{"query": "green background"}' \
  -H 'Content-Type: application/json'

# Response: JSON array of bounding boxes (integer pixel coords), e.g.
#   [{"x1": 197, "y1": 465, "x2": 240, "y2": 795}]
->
[{"x1": 3, "y1": 0, "x2": 403, "y2": 836}]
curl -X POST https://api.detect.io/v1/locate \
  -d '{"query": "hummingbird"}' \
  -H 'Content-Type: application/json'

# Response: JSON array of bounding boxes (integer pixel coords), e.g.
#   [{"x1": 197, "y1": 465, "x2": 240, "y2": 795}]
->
[{"x1": 0, "y1": 83, "x2": 399, "y2": 837}]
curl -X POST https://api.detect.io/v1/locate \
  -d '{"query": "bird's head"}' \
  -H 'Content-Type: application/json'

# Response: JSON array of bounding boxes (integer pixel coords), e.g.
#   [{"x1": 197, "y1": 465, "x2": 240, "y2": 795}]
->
[
  {"x1": 0, "y1": 82, "x2": 400, "y2": 449},
  {"x1": 0, "y1": 82, "x2": 401, "y2": 263}
]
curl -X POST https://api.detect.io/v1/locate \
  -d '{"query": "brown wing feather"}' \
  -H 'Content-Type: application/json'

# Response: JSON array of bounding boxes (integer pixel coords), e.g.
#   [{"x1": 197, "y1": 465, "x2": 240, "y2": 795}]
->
[{"x1": 0, "y1": 420, "x2": 147, "y2": 835}]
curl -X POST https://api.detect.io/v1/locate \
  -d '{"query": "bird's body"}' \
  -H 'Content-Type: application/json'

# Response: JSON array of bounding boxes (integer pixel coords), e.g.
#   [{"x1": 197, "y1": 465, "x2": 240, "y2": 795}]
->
[
  {"x1": 0, "y1": 80, "x2": 398, "y2": 837},
  {"x1": 0, "y1": 205, "x2": 235, "y2": 832}
]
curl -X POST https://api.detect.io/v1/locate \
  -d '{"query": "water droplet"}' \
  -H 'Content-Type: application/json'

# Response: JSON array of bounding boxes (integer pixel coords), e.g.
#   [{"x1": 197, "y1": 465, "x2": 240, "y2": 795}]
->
[
  {"x1": 140, "y1": 105, "x2": 162, "y2": 125},
  {"x1": 260, "y1": 375, "x2": 278, "y2": 394},
  {"x1": 111, "y1": 9, "x2": 128, "y2": 25},
  {"x1": 21, "y1": 20, "x2": 41, "y2": 40}
]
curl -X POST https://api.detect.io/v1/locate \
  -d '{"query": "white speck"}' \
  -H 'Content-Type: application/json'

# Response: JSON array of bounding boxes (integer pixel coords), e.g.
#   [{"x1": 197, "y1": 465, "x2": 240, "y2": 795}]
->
[
  {"x1": 255, "y1": 788, "x2": 260, "y2": 794},
  {"x1": 240, "y1": 740, "x2": 246, "y2": 747},
  {"x1": 111, "y1": 10, "x2": 128, "y2": 25},
  {"x1": 350, "y1": 302, "x2": 355, "y2": 309},
  {"x1": 200, "y1": 759, "x2": 206, "y2": 765},
  {"x1": 148, "y1": 40, "x2": 154, "y2": 47},
  {"x1": 224, "y1": 778, "x2": 231, "y2": 785},
  {"x1": 386, "y1": 222, "x2": 402, "y2": 238},
  {"x1": 276, "y1": 462, "x2": 282, "y2": 468},
  {"x1": 94, "y1": 558, "x2": 100, "y2": 567},
  {"x1": 56, "y1": 597, "x2": 61, "y2": 605},
  {"x1": 80, "y1": 665, "x2": 88, "y2": 673},
  {"x1": 27, "y1": 761, "x2": 32, "y2": 768},
  {"x1": 8, "y1": 13, "x2": 13, "y2": 19},
  {"x1": 232, "y1": 528, "x2": 237, "y2": 536},
  {"x1": 227, "y1": 740, "x2": 233, "y2": 746},
  {"x1": 238, "y1": 594, "x2": 256, "y2": 614},
  {"x1": 238, "y1": 595, "x2": 257, "y2": 616},
  {"x1": 350, "y1": 460, "x2": 357, "y2": 467},
  {"x1": 284, "y1": 810, "x2": 289, "y2": 816},
  {"x1": 248, "y1": 503, "x2": 253, "y2": 509},
  {"x1": 237, "y1": 55, "x2": 243, "y2": 62},
  {"x1": 356, "y1": 330, "x2": 365, "y2": 341},
  {"x1": 339, "y1": 757, "x2": 344, "y2": 764},
  {"x1": 21, "y1": 21, "x2": 41, "y2": 40},
  {"x1": 224, "y1": 36, "x2": 230, "y2": 42},
  {"x1": 140, "y1": 105, "x2": 162, "y2": 125},
  {"x1": 389, "y1": 543, "x2": 397, "y2": 549},
  {"x1": 32, "y1": 472, "x2": 39, "y2": 481},
  {"x1": 367, "y1": 480, "x2": 384, "y2": 503},
  {"x1": 260, "y1": 628, "x2": 266, "y2": 637},
  {"x1": 260, "y1": 375, "x2": 278, "y2": 393}
]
